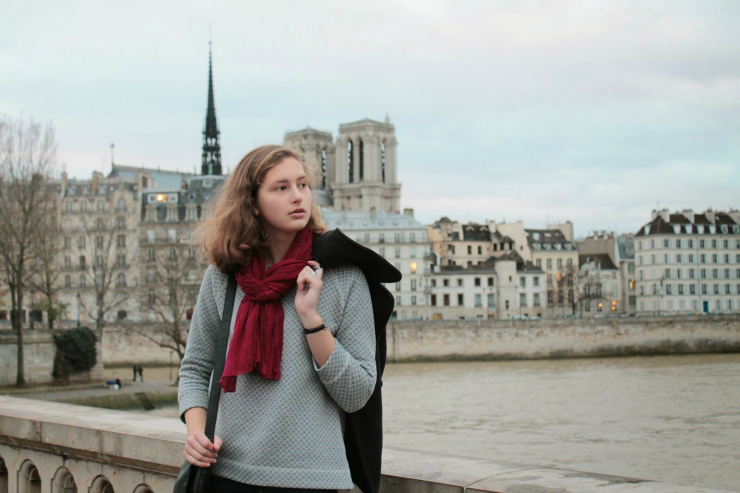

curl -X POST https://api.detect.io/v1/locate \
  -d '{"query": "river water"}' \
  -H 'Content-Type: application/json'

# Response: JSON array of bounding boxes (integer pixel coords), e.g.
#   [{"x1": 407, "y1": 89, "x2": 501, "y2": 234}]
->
[{"x1": 125, "y1": 354, "x2": 740, "y2": 491}]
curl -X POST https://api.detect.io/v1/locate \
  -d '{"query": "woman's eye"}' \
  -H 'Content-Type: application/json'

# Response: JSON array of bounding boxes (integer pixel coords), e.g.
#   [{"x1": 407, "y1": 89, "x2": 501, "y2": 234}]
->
[{"x1": 299, "y1": 182, "x2": 308, "y2": 188}]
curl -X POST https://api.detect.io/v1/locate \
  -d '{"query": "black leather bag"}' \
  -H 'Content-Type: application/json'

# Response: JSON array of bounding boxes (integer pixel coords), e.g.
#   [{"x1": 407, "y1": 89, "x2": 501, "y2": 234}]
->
[{"x1": 173, "y1": 272, "x2": 237, "y2": 493}]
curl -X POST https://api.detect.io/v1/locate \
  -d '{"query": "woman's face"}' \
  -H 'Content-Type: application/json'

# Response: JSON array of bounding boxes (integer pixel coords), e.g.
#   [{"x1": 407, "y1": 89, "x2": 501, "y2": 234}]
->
[{"x1": 256, "y1": 157, "x2": 313, "y2": 239}]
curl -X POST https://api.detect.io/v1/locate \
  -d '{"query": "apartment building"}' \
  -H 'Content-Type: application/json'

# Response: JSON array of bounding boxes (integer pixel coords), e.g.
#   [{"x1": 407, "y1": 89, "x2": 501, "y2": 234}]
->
[{"x1": 635, "y1": 209, "x2": 740, "y2": 315}]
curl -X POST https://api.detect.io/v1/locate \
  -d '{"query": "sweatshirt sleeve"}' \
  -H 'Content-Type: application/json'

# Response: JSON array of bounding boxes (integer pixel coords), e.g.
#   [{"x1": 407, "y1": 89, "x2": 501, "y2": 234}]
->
[
  {"x1": 314, "y1": 266, "x2": 377, "y2": 413},
  {"x1": 178, "y1": 265, "x2": 225, "y2": 421}
]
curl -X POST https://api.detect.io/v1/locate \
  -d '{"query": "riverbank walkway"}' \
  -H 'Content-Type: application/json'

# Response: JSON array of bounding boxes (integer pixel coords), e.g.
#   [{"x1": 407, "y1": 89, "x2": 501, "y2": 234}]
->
[{"x1": 0, "y1": 378, "x2": 177, "y2": 409}]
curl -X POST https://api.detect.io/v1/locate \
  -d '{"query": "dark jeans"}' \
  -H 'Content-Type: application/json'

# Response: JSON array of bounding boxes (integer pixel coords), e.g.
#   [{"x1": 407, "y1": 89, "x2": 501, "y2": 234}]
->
[{"x1": 210, "y1": 476, "x2": 336, "y2": 493}]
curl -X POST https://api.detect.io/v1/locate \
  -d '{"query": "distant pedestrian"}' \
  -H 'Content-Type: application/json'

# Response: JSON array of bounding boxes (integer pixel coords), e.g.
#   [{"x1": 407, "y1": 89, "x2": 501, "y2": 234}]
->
[
  {"x1": 137, "y1": 364, "x2": 143, "y2": 382},
  {"x1": 132, "y1": 364, "x2": 137, "y2": 382}
]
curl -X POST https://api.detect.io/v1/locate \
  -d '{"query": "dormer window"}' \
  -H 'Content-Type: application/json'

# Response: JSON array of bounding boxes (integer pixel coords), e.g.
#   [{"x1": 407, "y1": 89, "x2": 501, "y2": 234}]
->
[
  {"x1": 645, "y1": 225, "x2": 651, "y2": 235},
  {"x1": 533, "y1": 233, "x2": 540, "y2": 240},
  {"x1": 555, "y1": 243, "x2": 562, "y2": 250},
  {"x1": 673, "y1": 225, "x2": 681, "y2": 234},
  {"x1": 685, "y1": 225, "x2": 692, "y2": 234},
  {"x1": 709, "y1": 225, "x2": 716, "y2": 234},
  {"x1": 721, "y1": 225, "x2": 728, "y2": 234},
  {"x1": 697, "y1": 225, "x2": 705, "y2": 234}
]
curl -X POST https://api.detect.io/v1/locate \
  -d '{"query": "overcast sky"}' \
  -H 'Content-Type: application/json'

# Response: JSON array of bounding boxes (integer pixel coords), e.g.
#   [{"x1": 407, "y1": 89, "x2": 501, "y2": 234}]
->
[{"x1": 2, "y1": 0, "x2": 739, "y2": 237}]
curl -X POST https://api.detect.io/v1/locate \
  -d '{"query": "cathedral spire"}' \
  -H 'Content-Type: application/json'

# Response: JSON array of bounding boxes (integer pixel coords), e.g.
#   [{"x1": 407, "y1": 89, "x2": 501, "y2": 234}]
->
[{"x1": 202, "y1": 41, "x2": 222, "y2": 175}]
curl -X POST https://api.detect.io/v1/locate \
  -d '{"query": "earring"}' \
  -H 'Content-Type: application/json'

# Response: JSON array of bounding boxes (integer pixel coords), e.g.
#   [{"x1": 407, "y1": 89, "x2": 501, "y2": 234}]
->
[{"x1": 253, "y1": 209, "x2": 259, "y2": 216}]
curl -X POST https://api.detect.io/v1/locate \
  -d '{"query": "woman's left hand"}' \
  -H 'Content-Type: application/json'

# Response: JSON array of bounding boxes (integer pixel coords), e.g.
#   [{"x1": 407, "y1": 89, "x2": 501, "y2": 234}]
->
[{"x1": 295, "y1": 260, "x2": 324, "y2": 327}]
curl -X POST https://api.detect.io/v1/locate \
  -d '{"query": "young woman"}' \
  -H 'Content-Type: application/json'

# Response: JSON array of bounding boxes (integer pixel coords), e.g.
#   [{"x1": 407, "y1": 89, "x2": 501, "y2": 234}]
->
[{"x1": 178, "y1": 145, "x2": 378, "y2": 493}]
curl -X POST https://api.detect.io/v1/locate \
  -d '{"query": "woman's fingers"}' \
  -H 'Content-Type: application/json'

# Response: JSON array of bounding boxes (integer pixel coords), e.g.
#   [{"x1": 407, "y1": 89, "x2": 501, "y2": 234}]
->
[{"x1": 183, "y1": 431, "x2": 219, "y2": 467}]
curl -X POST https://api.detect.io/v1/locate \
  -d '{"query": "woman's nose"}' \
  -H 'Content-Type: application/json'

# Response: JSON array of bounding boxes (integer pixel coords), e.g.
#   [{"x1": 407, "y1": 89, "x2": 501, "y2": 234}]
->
[{"x1": 291, "y1": 185, "x2": 303, "y2": 202}]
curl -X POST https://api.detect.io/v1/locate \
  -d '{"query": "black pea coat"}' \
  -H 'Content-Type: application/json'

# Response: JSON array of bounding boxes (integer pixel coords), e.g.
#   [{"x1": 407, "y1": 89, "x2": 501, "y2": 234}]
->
[{"x1": 312, "y1": 229, "x2": 402, "y2": 493}]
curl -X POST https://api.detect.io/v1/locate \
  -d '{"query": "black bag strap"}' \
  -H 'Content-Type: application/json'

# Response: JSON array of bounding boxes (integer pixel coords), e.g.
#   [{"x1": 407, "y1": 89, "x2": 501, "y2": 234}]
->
[{"x1": 204, "y1": 271, "x2": 237, "y2": 441}]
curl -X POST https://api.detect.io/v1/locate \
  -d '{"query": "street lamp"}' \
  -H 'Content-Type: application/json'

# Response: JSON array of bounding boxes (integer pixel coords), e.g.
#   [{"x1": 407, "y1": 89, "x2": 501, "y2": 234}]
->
[{"x1": 76, "y1": 291, "x2": 80, "y2": 327}]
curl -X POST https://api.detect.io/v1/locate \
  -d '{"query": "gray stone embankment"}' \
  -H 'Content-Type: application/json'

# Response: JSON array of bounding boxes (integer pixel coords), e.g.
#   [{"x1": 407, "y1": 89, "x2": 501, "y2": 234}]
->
[{"x1": 386, "y1": 314, "x2": 740, "y2": 362}]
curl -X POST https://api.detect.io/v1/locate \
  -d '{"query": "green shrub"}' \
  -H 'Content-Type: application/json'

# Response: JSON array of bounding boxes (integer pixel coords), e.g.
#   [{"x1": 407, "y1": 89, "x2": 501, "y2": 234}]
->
[{"x1": 53, "y1": 326, "x2": 97, "y2": 383}]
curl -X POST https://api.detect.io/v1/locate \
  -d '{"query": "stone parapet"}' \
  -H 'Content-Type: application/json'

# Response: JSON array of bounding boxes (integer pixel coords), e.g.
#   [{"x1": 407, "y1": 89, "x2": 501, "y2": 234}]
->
[{"x1": 0, "y1": 396, "x2": 732, "y2": 493}]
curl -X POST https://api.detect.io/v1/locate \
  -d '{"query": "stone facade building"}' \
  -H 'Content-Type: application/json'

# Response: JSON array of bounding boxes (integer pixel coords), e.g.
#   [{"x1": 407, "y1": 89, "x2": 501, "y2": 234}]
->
[{"x1": 635, "y1": 209, "x2": 740, "y2": 315}]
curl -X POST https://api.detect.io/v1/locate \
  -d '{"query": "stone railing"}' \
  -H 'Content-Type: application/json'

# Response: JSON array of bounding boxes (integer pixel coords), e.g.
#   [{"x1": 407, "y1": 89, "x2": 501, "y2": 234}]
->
[{"x1": 0, "y1": 396, "x2": 732, "y2": 493}]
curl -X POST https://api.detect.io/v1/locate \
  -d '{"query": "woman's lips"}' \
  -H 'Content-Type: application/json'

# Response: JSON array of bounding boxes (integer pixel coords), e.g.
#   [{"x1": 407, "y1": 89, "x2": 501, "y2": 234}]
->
[{"x1": 290, "y1": 209, "x2": 306, "y2": 218}]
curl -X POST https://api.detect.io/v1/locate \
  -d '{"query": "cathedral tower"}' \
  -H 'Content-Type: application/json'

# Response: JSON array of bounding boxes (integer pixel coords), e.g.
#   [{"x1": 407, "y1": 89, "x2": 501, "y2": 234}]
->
[
  {"x1": 201, "y1": 43, "x2": 222, "y2": 176},
  {"x1": 284, "y1": 127, "x2": 335, "y2": 190},
  {"x1": 333, "y1": 118, "x2": 400, "y2": 212}
]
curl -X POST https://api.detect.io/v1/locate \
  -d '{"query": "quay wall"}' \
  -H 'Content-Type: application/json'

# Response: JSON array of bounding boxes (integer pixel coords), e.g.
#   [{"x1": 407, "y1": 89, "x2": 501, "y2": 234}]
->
[
  {"x1": 0, "y1": 396, "x2": 733, "y2": 493},
  {"x1": 2, "y1": 316, "x2": 739, "y2": 385},
  {"x1": 386, "y1": 314, "x2": 740, "y2": 362}
]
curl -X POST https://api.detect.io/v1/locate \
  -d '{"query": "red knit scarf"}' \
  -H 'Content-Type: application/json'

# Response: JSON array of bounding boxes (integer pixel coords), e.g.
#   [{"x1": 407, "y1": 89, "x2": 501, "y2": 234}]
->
[{"x1": 219, "y1": 227, "x2": 314, "y2": 392}]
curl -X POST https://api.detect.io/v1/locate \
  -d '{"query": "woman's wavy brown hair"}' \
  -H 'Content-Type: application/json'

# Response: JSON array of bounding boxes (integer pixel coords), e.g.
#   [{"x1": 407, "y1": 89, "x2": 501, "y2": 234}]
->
[{"x1": 193, "y1": 143, "x2": 327, "y2": 272}]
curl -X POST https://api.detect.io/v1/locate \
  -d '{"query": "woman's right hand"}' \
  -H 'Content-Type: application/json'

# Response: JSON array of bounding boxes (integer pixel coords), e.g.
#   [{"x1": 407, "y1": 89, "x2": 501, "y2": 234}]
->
[{"x1": 183, "y1": 430, "x2": 222, "y2": 467}]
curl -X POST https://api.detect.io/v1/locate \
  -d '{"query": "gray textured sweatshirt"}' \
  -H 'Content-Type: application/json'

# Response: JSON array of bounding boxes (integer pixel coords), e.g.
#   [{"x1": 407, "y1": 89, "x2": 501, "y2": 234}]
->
[{"x1": 178, "y1": 264, "x2": 377, "y2": 490}]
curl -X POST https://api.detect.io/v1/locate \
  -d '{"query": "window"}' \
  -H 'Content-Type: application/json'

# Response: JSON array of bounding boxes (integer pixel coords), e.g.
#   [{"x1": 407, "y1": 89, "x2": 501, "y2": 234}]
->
[
  {"x1": 701, "y1": 269, "x2": 706, "y2": 279},
  {"x1": 79, "y1": 255, "x2": 86, "y2": 270},
  {"x1": 702, "y1": 284, "x2": 707, "y2": 294},
  {"x1": 474, "y1": 277, "x2": 481, "y2": 286},
  {"x1": 505, "y1": 300, "x2": 510, "y2": 310},
  {"x1": 688, "y1": 239, "x2": 694, "y2": 248},
  {"x1": 394, "y1": 248, "x2": 401, "y2": 258},
  {"x1": 712, "y1": 254, "x2": 718, "y2": 263},
  {"x1": 488, "y1": 277, "x2": 494, "y2": 286},
  {"x1": 63, "y1": 236, "x2": 71, "y2": 249},
  {"x1": 664, "y1": 239, "x2": 670, "y2": 248},
  {"x1": 712, "y1": 269, "x2": 718, "y2": 279},
  {"x1": 395, "y1": 282, "x2": 401, "y2": 292},
  {"x1": 478, "y1": 246, "x2": 482, "y2": 255},
  {"x1": 567, "y1": 258, "x2": 573, "y2": 268},
  {"x1": 116, "y1": 217, "x2": 125, "y2": 230},
  {"x1": 379, "y1": 233, "x2": 385, "y2": 243},
  {"x1": 457, "y1": 294, "x2": 464, "y2": 306},
  {"x1": 474, "y1": 294, "x2": 482, "y2": 307},
  {"x1": 65, "y1": 201, "x2": 72, "y2": 212},
  {"x1": 666, "y1": 284, "x2": 672, "y2": 295},
  {"x1": 519, "y1": 277, "x2": 526, "y2": 288},
  {"x1": 676, "y1": 239, "x2": 682, "y2": 248},
  {"x1": 411, "y1": 295, "x2": 417, "y2": 305},
  {"x1": 148, "y1": 291, "x2": 156, "y2": 304},
  {"x1": 64, "y1": 275, "x2": 71, "y2": 287},
  {"x1": 410, "y1": 279, "x2": 417, "y2": 291},
  {"x1": 690, "y1": 284, "x2": 696, "y2": 295},
  {"x1": 443, "y1": 279, "x2": 449, "y2": 287},
  {"x1": 676, "y1": 254, "x2": 682, "y2": 263},
  {"x1": 188, "y1": 209, "x2": 195, "y2": 221},
  {"x1": 689, "y1": 254, "x2": 694, "y2": 263},
  {"x1": 148, "y1": 209, "x2": 156, "y2": 221},
  {"x1": 80, "y1": 201, "x2": 87, "y2": 212},
  {"x1": 410, "y1": 246, "x2": 417, "y2": 258},
  {"x1": 410, "y1": 233, "x2": 416, "y2": 242},
  {"x1": 534, "y1": 277, "x2": 540, "y2": 287},
  {"x1": 678, "y1": 284, "x2": 684, "y2": 295},
  {"x1": 443, "y1": 294, "x2": 450, "y2": 306},
  {"x1": 78, "y1": 236, "x2": 86, "y2": 249},
  {"x1": 147, "y1": 248, "x2": 155, "y2": 262},
  {"x1": 431, "y1": 294, "x2": 437, "y2": 306},
  {"x1": 117, "y1": 235, "x2": 126, "y2": 247},
  {"x1": 79, "y1": 275, "x2": 86, "y2": 288},
  {"x1": 651, "y1": 254, "x2": 656, "y2": 264},
  {"x1": 533, "y1": 293, "x2": 540, "y2": 307},
  {"x1": 457, "y1": 279, "x2": 464, "y2": 287},
  {"x1": 64, "y1": 256, "x2": 71, "y2": 269},
  {"x1": 364, "y1": 233, "x2": 370, "y2": 243},
  {"x1": 713, "y1": 284, "x2": 719, "y2": 295},
  {"x1": 547, "y1": 259, "x2": 552, "y2": 269},
  {"x1": 664, "y1": 254, "x2": 669, "y2": 263},
  {"x1": 394, "y1": 233, "x2": 400, "y2": 243},
  {"x1": 701, "y1": 254, "x2": 706, "y2": 263},
  {"x1": 700, "y1": 239, "x2": 705, "y2": 248},
  {"x1": 467, "y1": 245, "x2": 472, "y2": 255},
  {"x1": 665, "y1": 268, "x2": 671, "y2": 279},
  {"x1": 95, "y1": 236, "x2": 103, "y2": 248},
  {"x1": 536, "y1": 259, "x2": 541, "y2": 268},
  {"x1": 396, "y1": 296, "x2": 402, "y2": 306},
  {"x1": 116, "y1": 273, "x2": 126, "y2": 287},
  {"x1": 557, "y1": 259, "x2": 563, "y2": 269},
  {"x1": 712, "y1": 239, "x2": 717, "y2": 249},
  {"x1": 725, "y1": 284, "x2": 731, "y2": 294}
]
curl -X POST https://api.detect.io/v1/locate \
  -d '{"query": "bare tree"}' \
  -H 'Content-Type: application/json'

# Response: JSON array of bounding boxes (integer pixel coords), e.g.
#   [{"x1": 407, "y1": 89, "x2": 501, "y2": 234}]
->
[
  {"x1": 77, "y1": 212, "x2": 131, "y2": 332},
  {"x1": 133, "y1": 242, "x2": 201, "y2": 363},
  {"x1": 29, "y1": 191, "x2": 65, "y2": 329},
  {"x1": 0, "y1": 115, "x2": 57, "y2": 386}
]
